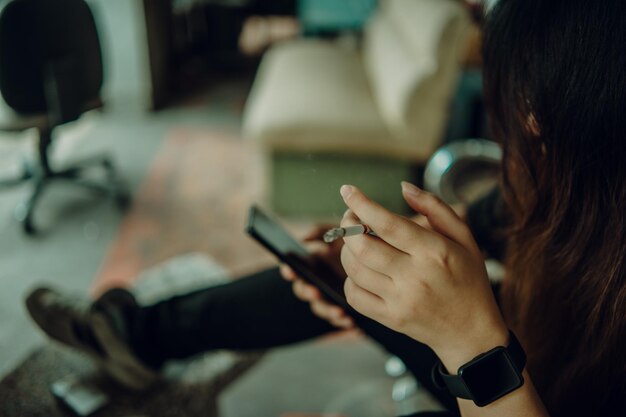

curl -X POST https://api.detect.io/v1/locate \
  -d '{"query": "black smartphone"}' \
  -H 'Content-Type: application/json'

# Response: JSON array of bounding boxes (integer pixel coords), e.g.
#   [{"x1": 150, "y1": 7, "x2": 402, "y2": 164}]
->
[{"x1": 245, "y1": 205, "x2": 352, "y2": 311}]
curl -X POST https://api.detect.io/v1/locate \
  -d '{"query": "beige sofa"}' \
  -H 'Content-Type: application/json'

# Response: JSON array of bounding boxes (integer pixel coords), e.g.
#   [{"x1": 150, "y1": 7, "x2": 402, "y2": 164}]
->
[{"x1": 243, "y1": 0, "x2": 470, "y2": 218}]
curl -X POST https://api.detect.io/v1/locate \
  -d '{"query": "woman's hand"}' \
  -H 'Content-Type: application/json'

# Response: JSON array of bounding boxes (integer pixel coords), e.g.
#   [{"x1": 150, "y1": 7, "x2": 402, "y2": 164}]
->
[
  {"x1": 339, "y1": 182, "x2": 508, "y2": 372},
  {"x1": 411, "y1": 203, "x2": 467, "y2": 229},
  {"x1": 280, "y1": 225, "x2": 355, "y2": 329},
  {"x1": 280, "y1": 203, "x2": 469, "y2": 332}
]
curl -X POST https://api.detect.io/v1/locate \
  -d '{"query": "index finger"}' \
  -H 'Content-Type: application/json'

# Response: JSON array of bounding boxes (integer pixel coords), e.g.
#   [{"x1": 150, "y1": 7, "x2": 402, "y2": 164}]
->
[{"x1": 339, "y1": 185, "x2": 435, "y2": 251}]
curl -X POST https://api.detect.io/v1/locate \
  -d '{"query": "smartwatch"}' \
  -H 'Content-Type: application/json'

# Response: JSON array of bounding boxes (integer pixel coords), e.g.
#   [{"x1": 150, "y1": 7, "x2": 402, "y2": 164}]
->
[{"x1": 431, "y1": 331, "x2": 526, "y2": 407}]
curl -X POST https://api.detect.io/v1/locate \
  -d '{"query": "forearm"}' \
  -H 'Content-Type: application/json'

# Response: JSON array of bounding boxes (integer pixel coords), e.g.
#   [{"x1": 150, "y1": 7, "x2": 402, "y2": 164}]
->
[
  {"x1": 458, "y1": 370, "x2": 549, "y2": 417},
  {"x1": 434, "y1": 326, "x2": 549, "y2": 417}
]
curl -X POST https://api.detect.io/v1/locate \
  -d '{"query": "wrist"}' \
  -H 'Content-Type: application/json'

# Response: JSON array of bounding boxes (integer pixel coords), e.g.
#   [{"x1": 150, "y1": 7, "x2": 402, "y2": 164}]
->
[{"x1": 434, "y1": 323, "x2": 510, "y2": 373}]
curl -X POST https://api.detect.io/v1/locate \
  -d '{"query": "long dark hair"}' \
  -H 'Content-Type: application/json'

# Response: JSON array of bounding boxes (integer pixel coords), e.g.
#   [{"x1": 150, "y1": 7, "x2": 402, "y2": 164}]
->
[{"x1": 482, "y1": 1, "x2": 626, "y2": 416}]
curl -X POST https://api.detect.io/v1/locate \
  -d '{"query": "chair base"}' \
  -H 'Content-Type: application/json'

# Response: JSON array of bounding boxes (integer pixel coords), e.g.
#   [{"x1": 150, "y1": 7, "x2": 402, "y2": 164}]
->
[{"x1": 0, "y1": 153, "x2": 129, "y2": 235}]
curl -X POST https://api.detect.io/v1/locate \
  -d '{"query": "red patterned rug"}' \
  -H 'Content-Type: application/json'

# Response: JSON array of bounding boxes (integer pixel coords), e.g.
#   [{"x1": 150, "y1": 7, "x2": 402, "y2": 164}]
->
[{"x1": 91, "y1": 127, "x2": 309, "y2": 295}]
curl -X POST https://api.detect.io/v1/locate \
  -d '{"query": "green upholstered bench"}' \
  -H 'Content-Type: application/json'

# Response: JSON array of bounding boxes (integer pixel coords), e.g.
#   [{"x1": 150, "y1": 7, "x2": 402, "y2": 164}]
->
[{"x1": 270, "y1": 152, "x2": 416, "y2": 219}]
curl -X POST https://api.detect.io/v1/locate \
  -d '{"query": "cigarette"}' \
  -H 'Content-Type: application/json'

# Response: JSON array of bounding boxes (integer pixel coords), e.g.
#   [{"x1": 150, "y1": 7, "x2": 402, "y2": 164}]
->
[{"x1": 323, "y1": 224, "x2": 377, "y2": 243}]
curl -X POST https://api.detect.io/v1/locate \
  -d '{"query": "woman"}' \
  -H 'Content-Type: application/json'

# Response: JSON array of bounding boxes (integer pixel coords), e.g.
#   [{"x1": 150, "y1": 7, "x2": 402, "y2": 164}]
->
[{"x1": 27, "y1": 0, "x2": 625, "y2": 416}]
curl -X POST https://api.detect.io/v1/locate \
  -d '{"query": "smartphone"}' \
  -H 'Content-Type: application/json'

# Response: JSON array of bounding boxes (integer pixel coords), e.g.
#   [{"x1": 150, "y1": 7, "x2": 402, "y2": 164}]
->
[
  {"x1": 245, "y1": 205, "x2": 423, "y2": 349},
  {"x1": 245, "y1": 205, "x2": 352, "y2": 311}
]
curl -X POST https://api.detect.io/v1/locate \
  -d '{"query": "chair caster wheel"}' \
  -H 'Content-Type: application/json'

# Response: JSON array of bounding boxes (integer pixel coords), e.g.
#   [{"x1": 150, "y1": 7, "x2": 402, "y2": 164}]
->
[
  {"x1": 115, "y1": 191, "x2": 131, "y2": 209},
  {"x1": 23, "y1": 218, "x2": 36, "y2": 235},
  {"x1": 15, "y1": 202, "x2": 37, "y2": 235},
  {"x1": 102, "y1": 157, "x2": 115, "y2": 173}
]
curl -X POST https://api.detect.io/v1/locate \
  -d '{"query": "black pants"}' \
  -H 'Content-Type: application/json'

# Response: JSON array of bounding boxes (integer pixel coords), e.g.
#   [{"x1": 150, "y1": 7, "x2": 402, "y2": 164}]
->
[{"x1": 122, "y1": 268, "x2": 460, "y2": 416}]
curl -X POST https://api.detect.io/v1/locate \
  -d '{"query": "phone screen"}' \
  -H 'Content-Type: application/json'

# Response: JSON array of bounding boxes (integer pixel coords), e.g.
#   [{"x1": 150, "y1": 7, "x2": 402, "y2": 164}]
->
[{"x1": 245, "y1": 205, "x2": 350, "y2": 310}]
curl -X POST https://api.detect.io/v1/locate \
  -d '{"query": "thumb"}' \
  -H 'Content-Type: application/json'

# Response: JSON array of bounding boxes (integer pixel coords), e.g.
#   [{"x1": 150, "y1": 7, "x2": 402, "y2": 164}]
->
[
  {"x1": 401, "y1": 182, "x2": 474, "y2": 248},
  {"x1": 402, "y1": 182, "x2": 427, "y2": 216}
]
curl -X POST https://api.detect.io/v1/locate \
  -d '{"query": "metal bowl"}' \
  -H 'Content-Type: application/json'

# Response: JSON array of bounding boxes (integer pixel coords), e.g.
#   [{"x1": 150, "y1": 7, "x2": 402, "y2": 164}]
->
[{"x1": 423, "y1": 139, "x2": 502, "y2": 205}]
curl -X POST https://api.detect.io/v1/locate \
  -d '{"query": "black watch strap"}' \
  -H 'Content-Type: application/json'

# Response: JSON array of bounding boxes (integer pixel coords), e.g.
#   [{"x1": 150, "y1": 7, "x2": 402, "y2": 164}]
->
[
  {"x1": 433, "y1": 362, "x2": 473, "y2": 398},
  {"x1": 432, "y1": 331, "x2": 526, "y2": 401}
]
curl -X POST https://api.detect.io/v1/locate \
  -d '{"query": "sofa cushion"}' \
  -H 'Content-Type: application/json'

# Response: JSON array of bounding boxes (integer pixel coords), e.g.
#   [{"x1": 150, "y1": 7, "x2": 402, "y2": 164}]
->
[
  {"x1": 363, "y1": 0, "x2": 469, "y2": 154},
  {"x1": 243, "y1": 40, "x2": 428, "y2": 160},
  {"x1": 385, "y1": 0, "x2": 469, "y2": 63}
]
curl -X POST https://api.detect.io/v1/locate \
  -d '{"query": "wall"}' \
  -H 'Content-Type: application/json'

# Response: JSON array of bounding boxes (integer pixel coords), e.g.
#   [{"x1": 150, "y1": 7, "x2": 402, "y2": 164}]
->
[{"x1": 86, "y1": 0, "x2": 153, "y2": 112}]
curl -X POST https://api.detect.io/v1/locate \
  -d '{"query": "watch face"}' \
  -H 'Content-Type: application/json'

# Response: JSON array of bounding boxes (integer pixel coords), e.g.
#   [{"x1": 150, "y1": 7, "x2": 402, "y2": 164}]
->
[{"x1": 459, "y1": 348, "x2": 524, "y2": 407}]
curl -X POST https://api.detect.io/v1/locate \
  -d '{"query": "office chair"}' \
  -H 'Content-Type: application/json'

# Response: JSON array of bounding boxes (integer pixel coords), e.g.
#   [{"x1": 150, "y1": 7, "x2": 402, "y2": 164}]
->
[{"x1": 0, "y1": 0, "x2": 128, "y2": 234}]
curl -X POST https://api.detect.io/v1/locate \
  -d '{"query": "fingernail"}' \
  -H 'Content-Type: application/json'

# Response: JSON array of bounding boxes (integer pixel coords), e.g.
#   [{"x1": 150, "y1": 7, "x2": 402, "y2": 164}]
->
[
  {"x1": 401, "y1": 181, "x2": 421, "y2": 196},
  {"x1": 340, "y1": 185, "x2": 354, "y2": 199}
]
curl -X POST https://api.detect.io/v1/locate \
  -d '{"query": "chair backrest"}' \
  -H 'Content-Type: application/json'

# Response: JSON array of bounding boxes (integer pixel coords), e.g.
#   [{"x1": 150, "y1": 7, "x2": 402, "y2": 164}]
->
[
  {"x1": 0, "y1": 0, "x2": 103, "y2": 116},
  {"x1": 363, "y1": 0, "x2": 470, "y2": 158}
]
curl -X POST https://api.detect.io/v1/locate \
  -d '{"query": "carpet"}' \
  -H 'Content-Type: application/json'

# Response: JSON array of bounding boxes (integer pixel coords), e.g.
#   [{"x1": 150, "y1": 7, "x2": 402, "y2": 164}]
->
[
  {"x1": 91, "y1": 127, "x2": 311, "y2": 295},
  {"x1": 0, "y1": 345, "x2": 261, "y2": 417}
]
